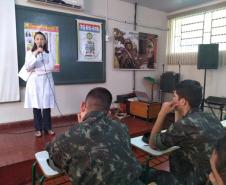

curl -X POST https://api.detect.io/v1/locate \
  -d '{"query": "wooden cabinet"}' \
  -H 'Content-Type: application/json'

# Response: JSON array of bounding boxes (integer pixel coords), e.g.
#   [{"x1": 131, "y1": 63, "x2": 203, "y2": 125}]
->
[{"x1": 129, "y1": 101, "x2": 161, "y2": 119}]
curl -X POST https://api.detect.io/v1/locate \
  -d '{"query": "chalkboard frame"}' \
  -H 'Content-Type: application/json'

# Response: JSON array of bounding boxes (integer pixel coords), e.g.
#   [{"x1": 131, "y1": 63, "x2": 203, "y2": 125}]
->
[{"x1": 16, "y1": 5, "x2": 106, "y2": 86}]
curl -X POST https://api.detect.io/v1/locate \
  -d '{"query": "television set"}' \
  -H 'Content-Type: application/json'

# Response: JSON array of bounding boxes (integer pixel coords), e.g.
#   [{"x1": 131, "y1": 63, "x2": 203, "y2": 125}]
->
[{"x1": 197, "y1": 44, "x2": 219, "y2": 69}]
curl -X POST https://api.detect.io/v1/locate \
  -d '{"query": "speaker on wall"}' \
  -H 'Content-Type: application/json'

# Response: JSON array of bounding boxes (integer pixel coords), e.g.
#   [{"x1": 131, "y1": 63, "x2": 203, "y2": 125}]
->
[
  {"x1": 160, "y1": 72, "x2": 180, "y2": 93},
  {"x1": 197, "y1": 44, "x2": 219, "y2": 69}
]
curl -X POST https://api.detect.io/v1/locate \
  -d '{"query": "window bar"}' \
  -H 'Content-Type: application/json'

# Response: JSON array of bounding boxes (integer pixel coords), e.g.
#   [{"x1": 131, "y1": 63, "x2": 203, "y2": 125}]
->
[{"x1": 210, "y1": 11, "x2": 213, "y2": 43}]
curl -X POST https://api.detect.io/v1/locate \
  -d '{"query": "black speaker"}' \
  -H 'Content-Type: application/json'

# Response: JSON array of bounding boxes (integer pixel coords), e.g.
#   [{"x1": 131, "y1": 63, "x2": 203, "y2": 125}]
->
[
  {"x1": 197, "y1": 44, "x2": 219, "y2": 69},
  {"x1": 160, "y1": 72, "x2": 180, "y2": 93}
]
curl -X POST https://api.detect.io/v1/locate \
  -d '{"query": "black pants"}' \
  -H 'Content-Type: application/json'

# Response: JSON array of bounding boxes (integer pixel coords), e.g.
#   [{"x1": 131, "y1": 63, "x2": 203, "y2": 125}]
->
[
  {"x1": 139, "y1": 166, "x2": 179, "y2": 185},
  {"x1": 33, "y1": 108, "x2": 52, "y2": 131}
]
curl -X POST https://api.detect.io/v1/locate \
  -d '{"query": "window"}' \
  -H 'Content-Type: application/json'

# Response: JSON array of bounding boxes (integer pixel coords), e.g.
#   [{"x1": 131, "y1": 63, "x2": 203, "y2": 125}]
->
[{"x1": 167, "y1": 6, "x2": 226, "y2": 65}]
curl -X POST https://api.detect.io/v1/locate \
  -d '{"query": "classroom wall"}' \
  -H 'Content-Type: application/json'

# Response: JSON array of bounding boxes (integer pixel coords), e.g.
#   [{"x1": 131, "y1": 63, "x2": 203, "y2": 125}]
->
[
  {"x1": 166, "y1": 65, "x2": 226, "y2": 98},
  {"x1": 166, "y1": 0, "x2": 226, "y2": 100},
  {"x1": 0, "y1": 0, "x2": 168, "y2": 124}
]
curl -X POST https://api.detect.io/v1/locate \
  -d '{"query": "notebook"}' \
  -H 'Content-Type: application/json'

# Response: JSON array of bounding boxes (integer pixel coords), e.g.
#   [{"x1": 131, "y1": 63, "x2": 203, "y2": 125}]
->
[
  {"x1": 134, "y1": 91, "x2": 151, "y2": 103},
  {"x1": 18, "y1": 64, "x2": 32, "y2": 82}
]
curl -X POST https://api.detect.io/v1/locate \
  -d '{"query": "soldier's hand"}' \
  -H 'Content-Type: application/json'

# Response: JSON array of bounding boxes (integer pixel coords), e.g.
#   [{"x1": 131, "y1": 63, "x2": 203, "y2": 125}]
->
[{"x1": 159, "y1": 101, "x2": 176, "y2": 116}]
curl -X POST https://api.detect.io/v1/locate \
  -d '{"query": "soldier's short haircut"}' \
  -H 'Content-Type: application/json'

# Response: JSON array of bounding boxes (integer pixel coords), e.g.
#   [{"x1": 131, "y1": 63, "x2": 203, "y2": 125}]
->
[
  {"x1": 175, "y1": 80, "x2": 202, "y2": 108},
  {"x1": 215, "y1": 135, "x2": 226, "y2": 184},
  {"x1": 85, "y1": 87, "x2": 112, "y2": 111}
]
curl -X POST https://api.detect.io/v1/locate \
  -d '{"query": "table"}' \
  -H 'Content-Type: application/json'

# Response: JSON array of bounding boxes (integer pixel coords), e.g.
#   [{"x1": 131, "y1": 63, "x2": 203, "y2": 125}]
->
[
  {"x1": 131, "y1": 136, "x2": 180, "y2": 156},
  {"x1": 205, "y1": 96, "x2": 226, "y2": 120},
  {"x1": 129, "y1": 100, "x2": 161, "y2": 120}
]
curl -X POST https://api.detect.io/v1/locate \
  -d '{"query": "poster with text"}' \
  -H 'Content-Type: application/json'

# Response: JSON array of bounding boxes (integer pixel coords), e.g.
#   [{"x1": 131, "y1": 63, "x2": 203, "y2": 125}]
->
[
  {"x1": 24, "y1": 23, "x2": 60, "y2": 72},
  {"x1": 113, "y1": 28, "x2": 158, "y2": 70},
  {"x1": 77, "y1": 19, "x2": 102, "y2": 62}
]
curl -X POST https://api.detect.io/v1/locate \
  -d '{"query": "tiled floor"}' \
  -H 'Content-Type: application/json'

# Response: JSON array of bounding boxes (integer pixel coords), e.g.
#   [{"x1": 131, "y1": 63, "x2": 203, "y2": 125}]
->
[{"x1": 0, "y1": 116, "x2": 169, "y2": 185}]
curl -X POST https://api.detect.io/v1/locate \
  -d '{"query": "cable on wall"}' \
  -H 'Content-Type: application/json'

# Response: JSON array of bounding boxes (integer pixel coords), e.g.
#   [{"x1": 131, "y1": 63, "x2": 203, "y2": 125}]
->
[{"x1": 82, "y1": 8, "x2": 168, "y2": 32}]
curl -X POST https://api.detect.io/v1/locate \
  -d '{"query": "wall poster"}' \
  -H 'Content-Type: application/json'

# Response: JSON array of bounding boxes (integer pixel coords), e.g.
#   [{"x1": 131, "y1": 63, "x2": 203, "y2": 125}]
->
[
  {"x1": 77, "y1": 19, "x2": 102, "y2": 62},
  {"x1": 24, "y1": 23, "x2": 60, "y2": 72},
  {"x1": 113, "y1": 28, "x2": 158, "y2": 70}
]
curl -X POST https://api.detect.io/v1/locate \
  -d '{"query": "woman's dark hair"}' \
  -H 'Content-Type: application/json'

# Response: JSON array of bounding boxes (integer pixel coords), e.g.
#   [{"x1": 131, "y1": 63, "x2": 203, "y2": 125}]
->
[
  {"x1": 31, "y1": 31, "x2": 49, "y2": 53},
  {"x1": 175, "y1": 80, "x2": 202, "y2": 108},
  {"x1": 215, "y1": 135, "x2": 226, "y2": 184}
]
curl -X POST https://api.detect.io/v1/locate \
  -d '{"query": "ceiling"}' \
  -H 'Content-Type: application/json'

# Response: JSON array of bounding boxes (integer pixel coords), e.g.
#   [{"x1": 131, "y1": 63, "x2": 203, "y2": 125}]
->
[{"x1": 121, "y1": 0, "x2": 217, "y2": 13}]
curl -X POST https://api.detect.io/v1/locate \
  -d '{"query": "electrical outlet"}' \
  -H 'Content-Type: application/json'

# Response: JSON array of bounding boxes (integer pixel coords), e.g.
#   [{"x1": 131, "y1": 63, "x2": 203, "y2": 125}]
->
[{"x1": 105, "y1": 35, "x2": 110, "y2": 42}]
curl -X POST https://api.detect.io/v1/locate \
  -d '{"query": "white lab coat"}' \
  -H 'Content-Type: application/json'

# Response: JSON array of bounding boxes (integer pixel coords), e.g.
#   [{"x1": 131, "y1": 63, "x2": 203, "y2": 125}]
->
[{"x1": 24, "y1": 50, "x2": 55, "y2": 109}]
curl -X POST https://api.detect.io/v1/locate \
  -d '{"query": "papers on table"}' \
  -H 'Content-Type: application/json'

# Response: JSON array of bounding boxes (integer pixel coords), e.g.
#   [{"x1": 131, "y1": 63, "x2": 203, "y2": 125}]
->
[{"x1": 128, "y1": 97, "x2": 138, "y2": 101}]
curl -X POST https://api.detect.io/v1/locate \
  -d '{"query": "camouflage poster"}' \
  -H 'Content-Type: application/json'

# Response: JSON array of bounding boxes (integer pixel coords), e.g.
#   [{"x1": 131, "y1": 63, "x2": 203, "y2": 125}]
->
[{"x1": 113, "y1": 28, "x2": 158, "y2": 70}]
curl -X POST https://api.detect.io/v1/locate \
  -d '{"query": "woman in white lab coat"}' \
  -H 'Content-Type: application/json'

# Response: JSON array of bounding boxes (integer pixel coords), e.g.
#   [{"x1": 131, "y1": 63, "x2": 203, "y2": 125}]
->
[{"x1": 24, "y1": 31, "x2": 55, "y2": 137}]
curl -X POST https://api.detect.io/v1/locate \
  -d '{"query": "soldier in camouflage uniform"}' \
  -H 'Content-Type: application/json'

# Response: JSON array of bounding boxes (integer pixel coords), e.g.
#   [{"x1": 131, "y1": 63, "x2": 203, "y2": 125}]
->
[
  {"x1": 208, "y1": 135, "x2": 226, "y2": 185},
  {"x1": 140, "y1": 80, "x2": 226, "y2": 185},
  {"x1": 46, "y1": 87, "x2": 143, "y2": 185}
]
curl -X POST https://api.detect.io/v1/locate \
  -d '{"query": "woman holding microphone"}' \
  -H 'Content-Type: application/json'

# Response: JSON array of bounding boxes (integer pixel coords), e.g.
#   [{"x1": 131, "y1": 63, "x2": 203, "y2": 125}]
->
[{"x1": 24, "y1": 31, "x2": 55, "y2": 137}]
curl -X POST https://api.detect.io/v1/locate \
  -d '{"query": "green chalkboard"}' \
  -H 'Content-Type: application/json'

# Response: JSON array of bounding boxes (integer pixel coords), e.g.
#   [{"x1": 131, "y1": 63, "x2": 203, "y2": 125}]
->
[{"x1": 16, "y1": 5, "x2": 106, "y2": 85}]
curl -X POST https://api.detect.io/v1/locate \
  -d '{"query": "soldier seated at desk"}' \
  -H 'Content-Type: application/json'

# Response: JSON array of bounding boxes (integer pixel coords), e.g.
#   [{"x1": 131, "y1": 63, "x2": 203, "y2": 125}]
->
[
  {"x1": 46, "y1": 87, "x2": 143, "y2": 185},
  {"x1": 140, "y1": 80, "x2": 226, "y2": 185},
  {"x1": 208, "y1": 135, "x2": 226, "y2": 185}
]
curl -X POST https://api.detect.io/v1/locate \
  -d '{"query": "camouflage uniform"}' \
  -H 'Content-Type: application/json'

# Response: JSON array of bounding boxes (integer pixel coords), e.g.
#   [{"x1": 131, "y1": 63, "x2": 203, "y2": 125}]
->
[
  {"x1": 141, "y1": 108, "x2": 226, "y2": 185},
  {"x1": 46, "y1": 111, "x2": 143, "y2": 185}
]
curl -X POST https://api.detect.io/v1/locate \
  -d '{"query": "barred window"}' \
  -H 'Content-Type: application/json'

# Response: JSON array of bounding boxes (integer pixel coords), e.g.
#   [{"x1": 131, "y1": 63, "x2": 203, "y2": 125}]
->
[{"x1": 168, "y1": 8, "x2": 226, "y2": 54}]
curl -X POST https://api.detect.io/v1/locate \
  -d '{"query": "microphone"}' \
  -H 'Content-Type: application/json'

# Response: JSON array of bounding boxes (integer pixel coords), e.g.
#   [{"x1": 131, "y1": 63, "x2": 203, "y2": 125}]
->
[
  {"x1": 38, "y1": 45, "x2": 44, "y2": 55},
  {"x1": 38, "y1": 45, "x2": 43, "y2": 53},
  {"x1": 38, "y1": 45, "x2": 44, "y2": 60}
]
